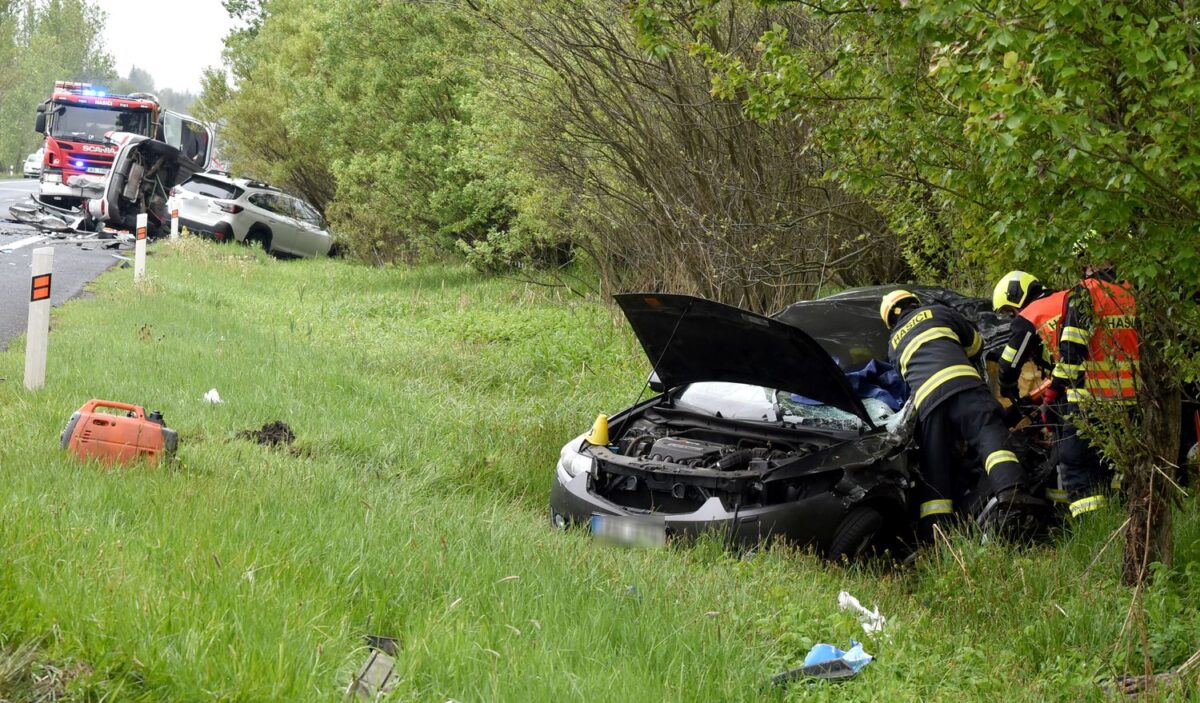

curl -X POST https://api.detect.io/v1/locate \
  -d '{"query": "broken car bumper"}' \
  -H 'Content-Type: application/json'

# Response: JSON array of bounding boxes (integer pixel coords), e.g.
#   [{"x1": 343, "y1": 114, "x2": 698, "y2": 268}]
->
[{"x1": 550, "y1": 471, "x2": 850, "y2": 550}]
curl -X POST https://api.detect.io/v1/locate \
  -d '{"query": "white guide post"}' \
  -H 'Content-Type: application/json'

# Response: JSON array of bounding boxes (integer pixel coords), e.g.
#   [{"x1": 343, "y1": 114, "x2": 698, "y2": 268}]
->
[
  {"x1": 134, "y1": 213, "x2": 147, "y2": 282},
  {"x1": 24, "y1": 246, "x2": 54, "y2": 390},
  {"x1": 170, "y1": 207, "x2": 179, "y2": 239}
]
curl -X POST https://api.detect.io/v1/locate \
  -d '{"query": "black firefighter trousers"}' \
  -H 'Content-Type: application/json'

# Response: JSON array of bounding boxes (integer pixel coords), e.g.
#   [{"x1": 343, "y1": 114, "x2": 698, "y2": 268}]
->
[
  {"x1": 917, "y1": 386, "x2": 1027, "y2": 522},
  {"x1": 1055, "y1": 402, "x2": 1126, "y2": 517}
]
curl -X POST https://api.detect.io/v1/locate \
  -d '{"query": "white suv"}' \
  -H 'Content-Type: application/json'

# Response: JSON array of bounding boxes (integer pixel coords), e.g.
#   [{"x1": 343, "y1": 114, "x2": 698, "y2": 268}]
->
[{"x1": 173, "y1": 172, "x2": 334, "y2": 257}]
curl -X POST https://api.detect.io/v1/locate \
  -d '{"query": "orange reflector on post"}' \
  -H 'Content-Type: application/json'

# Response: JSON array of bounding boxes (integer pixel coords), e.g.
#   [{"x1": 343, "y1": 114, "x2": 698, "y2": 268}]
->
[
  {"x1": 136, "y1": 226, "x2": 147, "y2": 241},
  {"x1": 30, "y1": 273, "x2": 51, "y2": 302}
]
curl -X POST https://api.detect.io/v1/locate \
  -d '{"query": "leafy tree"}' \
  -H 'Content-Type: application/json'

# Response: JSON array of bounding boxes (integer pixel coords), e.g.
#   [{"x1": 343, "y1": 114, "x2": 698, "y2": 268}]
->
[
  {"x1": 199, "y1": 0, "x2": 517, "y2": 262},
  {"x1": 0, "y1": 0, "x2": 112, "y2": 171},
  {"x1": 105, "y1": 66, "x2": 198, "y2": 113},
  {"x1": 195, "y1": 0, "x2": 335, "y2": 213},
  {"x1": 639, "y1": 0, "x2": 1200, "y2": 583},
  {"x1": 465, "y1": 0, "x2": 904, "y2": 309}
]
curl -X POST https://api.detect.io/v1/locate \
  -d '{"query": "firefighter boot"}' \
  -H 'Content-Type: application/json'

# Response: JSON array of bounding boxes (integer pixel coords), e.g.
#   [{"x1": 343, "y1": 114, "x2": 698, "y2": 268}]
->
[
  {"x1": 979, "y1": 487, "x2": 1053, "y2": 544},
  {"x1": 918, "y1": 513, "x2": 957, "y2": 546}
]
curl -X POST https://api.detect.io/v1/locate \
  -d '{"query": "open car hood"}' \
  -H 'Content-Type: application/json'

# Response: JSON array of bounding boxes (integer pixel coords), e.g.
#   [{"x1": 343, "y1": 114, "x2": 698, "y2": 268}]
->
[{"x1": 614, "y1": 293, "x2": 875, "y2": 426}]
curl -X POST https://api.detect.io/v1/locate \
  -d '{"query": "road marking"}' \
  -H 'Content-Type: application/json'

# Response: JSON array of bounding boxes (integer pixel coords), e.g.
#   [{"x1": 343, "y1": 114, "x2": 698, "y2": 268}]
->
[{"x1": 3, "y1": 235, "x2": 49, "y2": 251}]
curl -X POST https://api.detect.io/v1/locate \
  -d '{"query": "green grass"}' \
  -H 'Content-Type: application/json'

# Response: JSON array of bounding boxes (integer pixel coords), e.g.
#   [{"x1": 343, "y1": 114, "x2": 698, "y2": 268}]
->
[{"x1": 0, "y1": 239, "x2": 1197, "y2": 701}]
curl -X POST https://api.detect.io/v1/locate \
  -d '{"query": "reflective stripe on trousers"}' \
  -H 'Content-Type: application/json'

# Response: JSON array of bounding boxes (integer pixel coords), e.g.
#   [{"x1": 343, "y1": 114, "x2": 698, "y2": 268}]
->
[
  {"x1": 984, "y1": 450, "x2": 1020, "y2": 475},
  {"x1": 920, "y1": 499, "x2": 953, "y2": 518},
  {"x1": 1070, "y1": 494, "x2": 1106, "y2": 517},
  {"x1": 1046, "y1": 488, "x2": 1070, "y2": 504}
]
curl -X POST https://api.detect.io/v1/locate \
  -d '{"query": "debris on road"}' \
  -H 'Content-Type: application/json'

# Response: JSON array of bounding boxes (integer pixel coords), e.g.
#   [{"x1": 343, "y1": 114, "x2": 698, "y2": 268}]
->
[
  {"x1": 838, "y1": 591, "x2": 887, "y2": 635},
  {"x1": 203, "y1": 388, "x2": 223, "y2": 404},
  {"x1": 237, "y1": 421, "x2": 295, "y2": 447},
  {"x1": 8, "y1": 199, "x2": 83, "y2": 233},
  {"x1": 772, "y1": 640, "x2": 873, "y2": 685}
]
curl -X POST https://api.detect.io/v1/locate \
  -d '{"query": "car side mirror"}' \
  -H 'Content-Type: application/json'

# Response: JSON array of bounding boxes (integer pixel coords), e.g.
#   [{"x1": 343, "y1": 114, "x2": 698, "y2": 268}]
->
[
  {"x1": 648, "y1": 371, "x2": 666, "y2": 393},
  {"x1": 34, "y1": 104, "x2": 46, "y2": 134}
]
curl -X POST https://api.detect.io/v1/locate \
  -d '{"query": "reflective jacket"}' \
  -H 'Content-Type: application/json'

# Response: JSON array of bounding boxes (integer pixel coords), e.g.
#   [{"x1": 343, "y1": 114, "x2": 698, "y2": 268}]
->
[
  {"x1": 997, "y1": 290, "x2": 1068, "y2": 400},
  {"x1": 887, "y1": 304, "x2": 985, "y2": 419},
  {"x1": 1051, "y1": 273, "x2": 1139, "y2": 404}
]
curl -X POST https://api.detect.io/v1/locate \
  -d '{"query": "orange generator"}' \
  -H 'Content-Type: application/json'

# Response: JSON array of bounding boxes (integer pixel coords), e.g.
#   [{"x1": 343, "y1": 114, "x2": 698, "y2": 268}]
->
[{"x1": 61, "y1": 400, "x2": 178, "y2": 465}]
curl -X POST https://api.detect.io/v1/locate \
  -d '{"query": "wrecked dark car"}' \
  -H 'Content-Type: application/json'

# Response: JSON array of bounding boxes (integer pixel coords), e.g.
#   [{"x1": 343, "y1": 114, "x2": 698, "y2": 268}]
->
[
  {"x1": 10, "y1": 110, "x2": 212, "y2": 236},
  {"x1": 549, "y1": 287, "x2": 1020, "y2": 560}
]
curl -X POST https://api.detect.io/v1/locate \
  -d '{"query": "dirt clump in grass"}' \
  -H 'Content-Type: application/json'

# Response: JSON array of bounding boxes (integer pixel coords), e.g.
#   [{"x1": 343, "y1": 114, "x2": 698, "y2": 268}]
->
[{"x1": 237, "y1": 421, "x2": 295, "y2": 447}]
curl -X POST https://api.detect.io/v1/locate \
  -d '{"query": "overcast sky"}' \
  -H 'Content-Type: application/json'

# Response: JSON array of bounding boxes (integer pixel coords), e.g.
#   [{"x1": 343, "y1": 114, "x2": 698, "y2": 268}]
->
[{"x1": 93, "y1": 0, "x2": 238, "y2": 94}]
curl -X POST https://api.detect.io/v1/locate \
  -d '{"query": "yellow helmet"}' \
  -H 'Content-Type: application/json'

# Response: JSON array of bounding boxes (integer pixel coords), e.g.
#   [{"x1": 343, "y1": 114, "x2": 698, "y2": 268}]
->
[
  {"x1": 992, "y1": 271, "x2": 1043, "y2": 312},
  {"x1": 880, "y1": 289, "x2": 919, "y2": 327}
]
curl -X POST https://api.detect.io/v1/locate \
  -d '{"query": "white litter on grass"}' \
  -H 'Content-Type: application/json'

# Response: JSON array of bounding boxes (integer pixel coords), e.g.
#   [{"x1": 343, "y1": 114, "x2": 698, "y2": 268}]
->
[
  {"x1": 203, "y1": 388, "x2": 223, "y2": 404},
  {"x1": 838, "y1": 591, "x2": 887, "y2": 635}
]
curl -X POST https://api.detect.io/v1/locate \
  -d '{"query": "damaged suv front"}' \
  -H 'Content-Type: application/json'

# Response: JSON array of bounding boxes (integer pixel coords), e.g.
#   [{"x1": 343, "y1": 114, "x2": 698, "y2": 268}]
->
[{"x1": 550, "y1": 293, "x2": 921, "y2": 559}]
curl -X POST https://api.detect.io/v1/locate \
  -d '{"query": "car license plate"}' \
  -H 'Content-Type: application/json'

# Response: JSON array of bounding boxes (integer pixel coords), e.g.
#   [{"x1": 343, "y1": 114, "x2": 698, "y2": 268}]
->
[
  {"x1": 590, "y1": 514, "x2": 666, "y2": 548},
  {"x1": 86, "y1": 167, "x2": 107, "y2": 174}
]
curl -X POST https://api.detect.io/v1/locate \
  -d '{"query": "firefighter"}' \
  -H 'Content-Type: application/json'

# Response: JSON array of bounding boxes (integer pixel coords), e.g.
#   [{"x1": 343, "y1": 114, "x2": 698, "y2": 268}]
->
[
  {"x1": 991, "y1": 271, "x2": 1068, "y2": 403},
  {"x1": 880, "y1": 290, "x2": 1040, "y2": 539},
  {"x1": 1044, "y1": 263, "x2": 1139, "y2": 518},
  {"x1": 992, "y1": 271, "x2": 1071, "y2": 506}
]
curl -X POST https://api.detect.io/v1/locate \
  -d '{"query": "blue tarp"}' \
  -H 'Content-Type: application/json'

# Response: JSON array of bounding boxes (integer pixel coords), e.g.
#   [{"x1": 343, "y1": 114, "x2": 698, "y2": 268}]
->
[
  {"x1": 791, "y1": 359, "x2": 909, "y2": 411},
  {"x1": 843, "y1": 359, "x2": 908, "y2": 411}
]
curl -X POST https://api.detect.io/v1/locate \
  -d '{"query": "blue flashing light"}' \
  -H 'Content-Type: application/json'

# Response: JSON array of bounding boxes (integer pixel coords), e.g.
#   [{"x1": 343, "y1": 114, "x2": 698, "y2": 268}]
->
[{"x1": 74, "y1": 160, "x2": 85, "y2": 169}]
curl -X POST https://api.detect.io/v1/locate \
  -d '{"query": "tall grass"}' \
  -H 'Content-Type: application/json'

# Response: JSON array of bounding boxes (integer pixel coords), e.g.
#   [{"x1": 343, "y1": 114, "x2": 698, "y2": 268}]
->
[{"x1": 0, "y1": 239, "x2": 1195, "y2": 701}]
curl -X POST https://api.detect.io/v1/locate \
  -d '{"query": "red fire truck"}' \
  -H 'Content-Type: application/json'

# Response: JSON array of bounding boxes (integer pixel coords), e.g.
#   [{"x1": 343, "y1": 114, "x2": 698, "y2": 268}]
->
[{"x1": 33, "y1": 81, "x2": 161, "y2": 208}]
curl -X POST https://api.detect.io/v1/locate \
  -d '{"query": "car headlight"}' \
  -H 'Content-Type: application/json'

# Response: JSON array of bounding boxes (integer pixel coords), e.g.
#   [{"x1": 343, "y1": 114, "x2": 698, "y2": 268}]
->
[{"x1": 556, "y1": 433, "x2": 594, "y2": 484}]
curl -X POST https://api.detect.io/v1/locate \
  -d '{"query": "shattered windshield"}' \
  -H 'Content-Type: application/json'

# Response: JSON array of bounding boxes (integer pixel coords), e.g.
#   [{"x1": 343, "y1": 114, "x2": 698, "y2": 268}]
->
[
  {"x1": 675, "y1": 381, "x2": 894, "y2": 432},
  {"x1": 50, "y1": 104, "x2": 151, "y2": 143}
]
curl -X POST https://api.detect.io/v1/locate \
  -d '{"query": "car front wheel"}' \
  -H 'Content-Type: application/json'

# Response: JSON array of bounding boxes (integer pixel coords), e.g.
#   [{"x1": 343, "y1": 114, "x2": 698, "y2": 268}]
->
[{"x1": 827, "y1": 506, "x2": 884, "y2": 562}]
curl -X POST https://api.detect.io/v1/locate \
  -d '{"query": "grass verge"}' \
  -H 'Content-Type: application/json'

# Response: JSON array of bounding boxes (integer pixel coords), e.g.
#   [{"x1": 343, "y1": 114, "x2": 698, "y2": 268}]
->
[{"x1": 0, "y1": 238, "x2": 1197, "y2": 701}]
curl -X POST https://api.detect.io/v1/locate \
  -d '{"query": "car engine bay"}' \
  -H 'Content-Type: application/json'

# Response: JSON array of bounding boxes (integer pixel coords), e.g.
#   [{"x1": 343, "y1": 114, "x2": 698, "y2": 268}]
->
[
  {"x1": 588, "y1": 411, "x2": 853, "y2": 513},
  {"x1": 614, "y1": 417, "x2": 824, "y2": 473}
]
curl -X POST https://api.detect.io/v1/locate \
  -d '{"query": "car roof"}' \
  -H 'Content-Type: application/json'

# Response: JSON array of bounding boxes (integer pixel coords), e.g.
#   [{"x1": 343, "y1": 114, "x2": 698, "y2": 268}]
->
[
  {"x1": 187, "y1": 172, "x2": 285, "y2": 194},
  {"x1": 240, "y1": 180, "x2": 283, "y2": 193},
  {"x1": 772, "y1": 286, "x2": 1006, "y2": 369}
]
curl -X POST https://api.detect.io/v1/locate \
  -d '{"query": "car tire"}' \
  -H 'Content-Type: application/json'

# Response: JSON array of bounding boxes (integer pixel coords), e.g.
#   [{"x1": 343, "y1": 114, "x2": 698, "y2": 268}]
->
[
  {"x1": 827, "y1": 506, "x2": 884, "y2": 562},
  {"x1": 247, "y1": 225, "x2": 273, "y2": 253}
]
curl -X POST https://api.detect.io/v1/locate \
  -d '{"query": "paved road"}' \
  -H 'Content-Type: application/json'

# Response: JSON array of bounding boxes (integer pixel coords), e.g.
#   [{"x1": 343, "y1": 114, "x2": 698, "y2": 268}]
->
[{"x1": 0, "y1": 178, "x2": 123, "y2": 350}]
